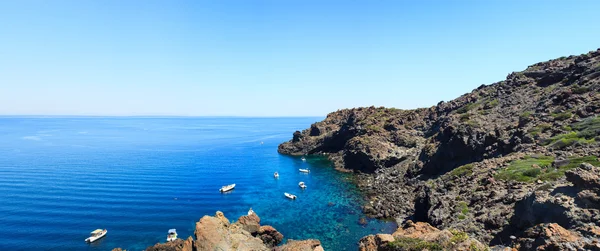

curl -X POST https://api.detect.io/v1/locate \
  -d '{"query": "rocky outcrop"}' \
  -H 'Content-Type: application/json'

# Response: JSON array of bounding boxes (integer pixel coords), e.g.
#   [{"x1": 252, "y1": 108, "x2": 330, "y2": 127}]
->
[
  {"x1": 137, "y1": 211, "x2": 302, "y2": 251},
  {"x1": 279, "y1": 48, "x2": 600, "y2": 247},
  {"x1": 273, "y1": 239, "x2": 324, "y2": 251},
  {"x1": 513, "y1": 223, "x2": 600, "y2": 251},
  {"x1": 358, "y1": 221, "x2": 487, "y2": 251},
  {"x1": 145, "y1": 237, "x2": 194, "y2": 251}
]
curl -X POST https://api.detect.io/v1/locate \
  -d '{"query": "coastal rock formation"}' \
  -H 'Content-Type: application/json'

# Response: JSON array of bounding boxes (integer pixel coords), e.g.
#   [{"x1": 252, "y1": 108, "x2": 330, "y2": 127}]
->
[
  {"x1": 279, "y1": 48, "x2": 600, "y2": 247},
  {"x1": 358, "y1": 220, "x2": 487, "y2": 251},
  {"x1": 138, "y1": 211, "x2": 302, "y2": 251},
  {"x1": 273, "y1": 239, "x2": 324, "y2": 251}
]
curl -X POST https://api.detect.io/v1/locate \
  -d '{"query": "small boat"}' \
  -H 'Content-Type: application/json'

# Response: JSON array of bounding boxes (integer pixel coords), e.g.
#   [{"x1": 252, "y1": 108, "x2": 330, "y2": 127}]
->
[
  {"x1": 274, "y1": 172, "x2": 279, "y2": 178},
  {"x1": 85, "y1": 229, "x2": 107, "y2": 243},
  {"x1": 260, "y1": 141, "x2": 264, "y2": 145},
  {"x1": 299, "y1": 169, "x2": 310, "y2": 173},
  {"x1": 248, "y1": 207, "x2": 255, "y2": 215},
  {"x1": 167, "y1": 229, "x2": 177, "y2": 242},
  {"x1": 284, "y1": 192, "x2": 297, "y2": 200},
  {"x1": 299, "y1": 181, "x2": 307, "y2": 189},
  {"x1": 220, "y1": 184, "x2": 236, "y2": 192},
  {"x1": 301, "y1": 157, "x2": 306, "y2": 161}
]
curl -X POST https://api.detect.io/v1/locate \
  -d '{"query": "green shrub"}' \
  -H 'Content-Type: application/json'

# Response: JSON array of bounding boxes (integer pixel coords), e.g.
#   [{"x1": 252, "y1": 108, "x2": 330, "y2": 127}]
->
[
  {"x1": 460, "y1": 113, "x2": 471, "y2": 122},
  {"x1": 495, "y1": 156, "x2": 554, "y2": 182},
  {"x1": 552, "y1": 112, "x2": 572, "y2": 121},
  {"x1": 456, "y1": 103, "x2": 477, "y2": 114},
  {"x1": 572, "y1": 86, "x2": 590, "y2": 94},
  {"x1": 485, "y1": 99, "x2": 499, "y2": 109},
  {"x1": 387, "y1": 237, "x2": 443, "y2": 251},
  {"x1": 449, "y1": 229, "x2": 469, "y2": 243},
  {"x1": 496, "y1": 155, "x2": 600, "y2": 182},
  {"x1": 520, "y1": 111, "x2": 533, "y2": 119},
  {"x1": 449, "y1": 164, "x2": 474, "y2": 177},
  {"x1": 543, "y1": 117, "x2": 600, "y2": 148}
]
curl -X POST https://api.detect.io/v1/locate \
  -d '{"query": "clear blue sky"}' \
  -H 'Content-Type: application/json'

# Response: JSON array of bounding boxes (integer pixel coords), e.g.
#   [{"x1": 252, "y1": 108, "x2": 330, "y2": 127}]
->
[{"x1": 0, "y1": 1, "x2": 599, "y2": 116}]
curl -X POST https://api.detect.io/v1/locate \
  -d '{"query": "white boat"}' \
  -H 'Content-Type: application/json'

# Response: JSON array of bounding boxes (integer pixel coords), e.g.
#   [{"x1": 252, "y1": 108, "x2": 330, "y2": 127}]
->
[
  {"x1": 301, "y1": 157, "x2": 306, "y2": 161},
  {"x1": 167, "y1": 229, "x2": 177, "y2": 242},
  {"x1": 248, "y1": 208, "x2": 255, "y2": 215},
  {"x1": 274, "y1": 172, "x2": 279, "y2": 178},
  {"x1": 220, "y1": 184, "x2": 236, "y2": 192},
  {"x1": 299, "y1": 181, "x2": 307, "y2": 189},
  {"x1": 284, "y1": 192, "x2": 297, "y2": 200},
  {"x1": 85, "y1": 229, "x2": 107, "y2": 243},
  {"x1": 299, "y1": 169, "x2": 310, "y2": 173}
]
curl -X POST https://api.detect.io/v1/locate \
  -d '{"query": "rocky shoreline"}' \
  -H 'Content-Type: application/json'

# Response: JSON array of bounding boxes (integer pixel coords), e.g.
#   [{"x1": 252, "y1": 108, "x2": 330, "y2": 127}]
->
[
  {"x1": 113, "y1": 211, "x2": 324, "y2": 251},
  {"x1": 279, "y1": 48, "x2": 600, "y2": 249}
]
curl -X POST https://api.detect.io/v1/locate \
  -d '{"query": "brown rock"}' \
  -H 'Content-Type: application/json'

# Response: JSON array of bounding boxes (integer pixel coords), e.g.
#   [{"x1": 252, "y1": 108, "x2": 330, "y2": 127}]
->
[
  {"x1": 235, "y1": 213, "x2": 261, "y2": 235},
  {"x1": 358, "y1": 234, "x2": 395, "y2": 251},
  {"x1": 258, "y1": 225, "x2": 284, "y2": 247},
  {"x1": 274, "y1": 239, "x2": 324, "y2": 251},
  {"x1": 145, "y1": 237, "x2": 193, "y2": 251},
  {"x1": 515, "y1": 223, "x2": 588, "y2": 251}
]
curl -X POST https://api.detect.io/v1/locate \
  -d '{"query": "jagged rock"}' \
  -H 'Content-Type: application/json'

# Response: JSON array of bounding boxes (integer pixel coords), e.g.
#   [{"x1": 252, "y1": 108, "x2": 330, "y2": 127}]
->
[
  {"x1": 190, "y1": 211, "x2": 302, "y2": 251},
  {"x1": 146, "y1": 237, "x2": 194, "y2": 251},
  {"x1": 358, "y1": 234, "x2": 394, "y2": 251},
  {"x1": 274, "y1": 239, "x2": 324, "y2": 251},
  {"x1": 279, "y1": 48, "x2": 600, "y2": 247},
  {"x1": 257, "y1": 225, "x2": 283, "y2": 247},
  {"x1": 513, "y1": 223, "x2": 598, "y2": 251},
  {"x1": 565, "y1": 163, "x2": 600, "y2": 191},
  {"x1": 235, "y1": 213, "x2": 261, "y2": 235}
]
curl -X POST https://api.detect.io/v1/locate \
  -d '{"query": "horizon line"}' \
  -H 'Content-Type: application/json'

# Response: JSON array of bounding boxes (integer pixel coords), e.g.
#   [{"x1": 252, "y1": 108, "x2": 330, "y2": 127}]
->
[{"x1": 0, "y1": 114, "x2": 326, "y2": 118}]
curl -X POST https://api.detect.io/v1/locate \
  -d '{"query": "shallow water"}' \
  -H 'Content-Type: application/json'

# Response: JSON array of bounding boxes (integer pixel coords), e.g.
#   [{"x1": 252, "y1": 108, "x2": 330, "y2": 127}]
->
[{"x1": 0, "y1": 117, "x2": 396, "y2": 250}]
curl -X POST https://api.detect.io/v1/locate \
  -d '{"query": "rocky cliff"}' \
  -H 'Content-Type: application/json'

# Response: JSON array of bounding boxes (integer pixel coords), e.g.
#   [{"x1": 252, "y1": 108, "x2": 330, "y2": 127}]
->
[
  {"x1": 279, "y1": 48, "x2": 600, "y2": 248},
  {"x1": 114, "y1": 211, "x2": 323, "y2": 251}
]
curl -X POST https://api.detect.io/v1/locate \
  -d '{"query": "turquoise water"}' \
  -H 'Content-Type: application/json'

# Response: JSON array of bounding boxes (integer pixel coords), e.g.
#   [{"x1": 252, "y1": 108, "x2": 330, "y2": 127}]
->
[{"x1": 0, "y1": 117, "x2": 396, "y2": 250}]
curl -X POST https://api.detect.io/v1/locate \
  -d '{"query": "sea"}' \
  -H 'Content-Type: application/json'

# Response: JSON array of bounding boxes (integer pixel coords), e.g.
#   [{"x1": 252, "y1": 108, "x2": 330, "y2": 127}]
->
[{"x1": 0, "y1": 117, "x2": 396, "y2": 250}]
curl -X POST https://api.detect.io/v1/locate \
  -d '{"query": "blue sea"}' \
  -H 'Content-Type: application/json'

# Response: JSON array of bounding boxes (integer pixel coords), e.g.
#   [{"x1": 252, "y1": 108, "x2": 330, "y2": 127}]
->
[{"x1": 0, "y1": 117, "x2": 396, "y2": 250}]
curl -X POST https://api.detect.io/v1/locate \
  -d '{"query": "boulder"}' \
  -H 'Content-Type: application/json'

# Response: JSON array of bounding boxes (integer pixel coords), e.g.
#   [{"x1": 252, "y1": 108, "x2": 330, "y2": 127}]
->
[
  {"x1": 274, "y1": 239, "x2": 324, "y2": 251},
  {"x1": 513, "y1": 223, "x2": 597, "y2": 251},
  {"x1": 257, "y1": 225, "x2": 284, "y2": 247},
  {"x1": 145, "y1": 237, "x2": 193, "y2": 251},
  {"x1": 235, "y1": 213, "x2": 261, "y2": 235}
]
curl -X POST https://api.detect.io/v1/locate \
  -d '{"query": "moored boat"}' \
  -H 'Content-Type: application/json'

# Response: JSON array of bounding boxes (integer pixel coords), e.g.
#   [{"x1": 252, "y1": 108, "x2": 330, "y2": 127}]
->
[
  {"x1": 274, "y1": 172, "x2": 279, "y2": 178},
  {"x1": 85, "y1": 229, "x2": 107, "y2": 243},
  {"x1": 220, "y1": 184, "x2": 236, "y2": 192},
  {"x1": 248, "y1": 207, "x2": 255, "y2": 215},
  {"x1": 284, "y1": 192, "x2": 297, "y2": 200},
  {"x1": 166, "y1": 229, "x2": 177, "y2": 242},
  {"x1": 301, "y1": 156, "x2": 306, "y2": 161},
  {"x1": 299, "y1": 169, "x2": 310, "y2": 173},
  {"x1": 299, "y1": 181, "x2": 307, "y2": 189}
]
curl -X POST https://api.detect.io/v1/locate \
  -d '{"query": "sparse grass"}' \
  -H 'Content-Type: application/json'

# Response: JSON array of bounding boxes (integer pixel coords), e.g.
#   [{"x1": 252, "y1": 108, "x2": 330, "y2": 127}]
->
[
  {"x1": 572, "y1": 86, "x2": 590, "y2": 94},
  {"x1": 552, "y1": 111, "x2": 572, "y2": 121},
  {"x1": 496, "y1": 155, "x2": 600, "y2": 183},
  {"x1": 460, "y1": 113, "x2": 470, "y2": 122},
  {"x1": 449, "y1": 163, "x2": 474, "y2": 177},
  {"x1": 456, "y1": 103, "x2": 477, "y2": 114},
  {"x1": 528, "y1": 123, "x2": 552, "y2": 137},
  {"x1": 495, "y1": 155, "x2": 554, "y2": 182},
  {"x1": 485, "y1": 99, "x2": 499, "y2": 109},
  {"x1": 521, "y1": 111, "x2": 533, "y2": 119},
  {"x1": 387, "y1": 237, "x2": 443, "y2": 251},
  {"x1": 543, "y1": 117, "x2": 600, "y2": 149},
  {"x1": 449, "y1": 229, "x2": 469, "y2": 243},
  {"x1": 456, "y1": 201, "x2": 469, "y2": 220}
]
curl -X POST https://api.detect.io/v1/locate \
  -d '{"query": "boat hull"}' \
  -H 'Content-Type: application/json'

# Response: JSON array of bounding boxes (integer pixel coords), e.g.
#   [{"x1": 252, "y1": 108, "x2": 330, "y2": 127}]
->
[{"x1": 85, "y1": 230, "x2": 107, "y2": 243}]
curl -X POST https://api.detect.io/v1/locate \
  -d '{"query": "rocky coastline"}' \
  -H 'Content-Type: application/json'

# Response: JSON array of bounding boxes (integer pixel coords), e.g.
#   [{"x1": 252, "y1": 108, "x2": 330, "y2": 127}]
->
[
  {"x1": 113, "y1": 211, "x2": 323, "y2": 251},
  {"x1": 279, "y1": 48, "x2": 600, "y2": 249}
]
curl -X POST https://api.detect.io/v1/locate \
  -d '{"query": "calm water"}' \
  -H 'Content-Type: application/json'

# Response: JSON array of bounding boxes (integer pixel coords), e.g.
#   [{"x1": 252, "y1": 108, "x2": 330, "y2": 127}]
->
[{"x1": 0, "y1": 117, "x2": 395, "y2": 251}]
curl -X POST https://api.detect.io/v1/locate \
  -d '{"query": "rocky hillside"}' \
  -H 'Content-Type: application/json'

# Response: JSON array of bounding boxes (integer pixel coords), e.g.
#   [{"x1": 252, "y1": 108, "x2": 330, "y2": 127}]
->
[
  {"x1": 279, "y1": 48, "x2": 600, "y2": 248},
  {"x1": 113, "y1": 211, "x2": 323, "y2": 251}
]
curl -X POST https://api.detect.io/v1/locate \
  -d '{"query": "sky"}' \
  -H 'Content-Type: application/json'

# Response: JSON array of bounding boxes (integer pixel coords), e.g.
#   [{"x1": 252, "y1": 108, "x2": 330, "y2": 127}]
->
[{"x1": 0, "y1": 1, "x2": 599, "y2": 117}]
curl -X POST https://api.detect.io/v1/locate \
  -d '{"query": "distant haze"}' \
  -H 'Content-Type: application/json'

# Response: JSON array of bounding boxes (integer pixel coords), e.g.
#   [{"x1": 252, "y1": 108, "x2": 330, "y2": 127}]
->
[{"x1": 1, "y1": 1, "x2": 599, "y2": 116}]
